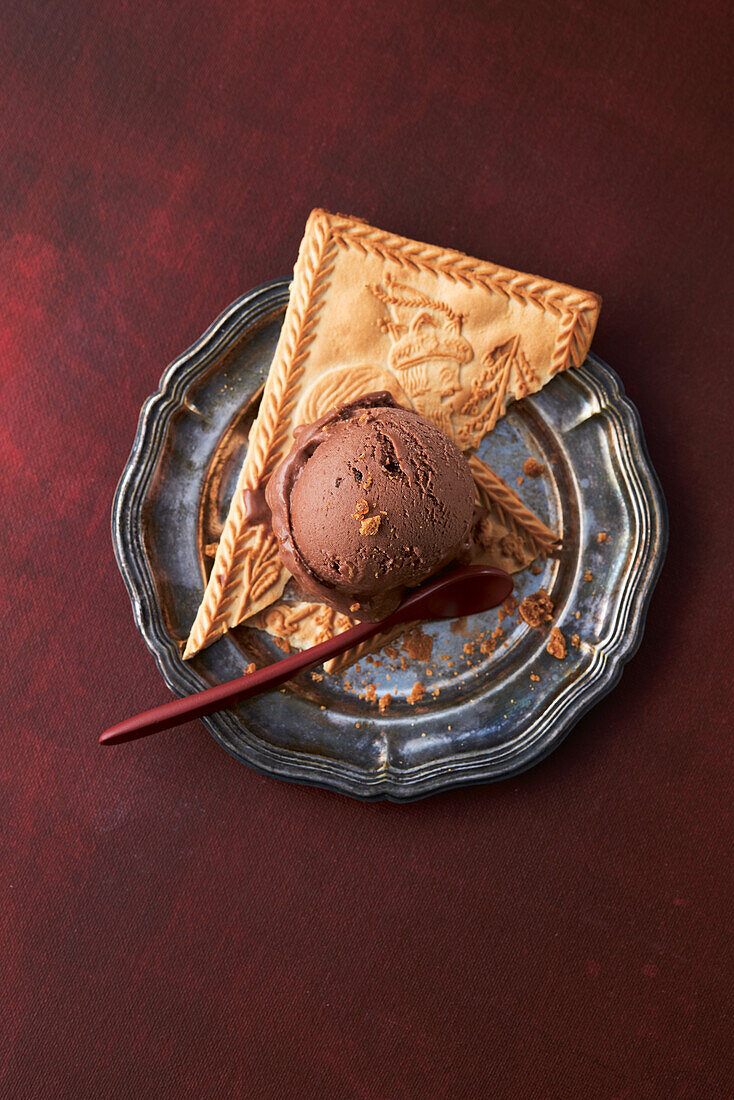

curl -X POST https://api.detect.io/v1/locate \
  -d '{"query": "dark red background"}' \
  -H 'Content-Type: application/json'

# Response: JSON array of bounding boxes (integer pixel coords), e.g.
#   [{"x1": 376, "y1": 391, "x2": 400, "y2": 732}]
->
[{"x1": 2, "y1": 2, "x2": 732, "y2": 1097}]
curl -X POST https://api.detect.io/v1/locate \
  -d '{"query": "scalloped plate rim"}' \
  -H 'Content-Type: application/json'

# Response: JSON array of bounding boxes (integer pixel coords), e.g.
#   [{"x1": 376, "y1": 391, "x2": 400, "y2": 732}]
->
[{"x1": 112, "y1": 280, "x2": 668, "y2": 800}]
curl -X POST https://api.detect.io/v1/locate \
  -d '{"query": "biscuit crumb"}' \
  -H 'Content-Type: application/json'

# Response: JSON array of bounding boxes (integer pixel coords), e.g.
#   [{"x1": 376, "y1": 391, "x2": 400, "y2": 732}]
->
[
  {"x1": 364, "y1": 684, "x2": 377, "y2": 705},
  {"x1": 384, "y1": 644, "x2": 398, "y2": 659},
  {"x1": 530, "y1": 563, "x2": 543, "y2": 576},
  {"x1": 349, "y1": 602, "x2": 361, "y2": 613},
  {"x1": 523, "y1": 458, "x2": 546, "y2": 478},
  {"x1": 363, "y1": 473, "x2": 373, "y2": 489},
  {"x1": 245, "y1": 662, "x2": 256, "y2": 675},
  {"x1": 407, "y1": 682, "x2": 426, "y2": 705},
  {"x1": 352, "y1": 499, "x2": 370, "y2": 519},
  {"x1": 502, "y1": 595, "x2": 518, "y2": 616},
  {"x1": 575, "y1": 611, "x2": 581, "y2": 619},
  {"x1": 547, "y1": 627, "x2": 567, "y2": 659},
  {"x1": 480, "y1": 625, "x2": 505, "y2": 655},
  {"x1": 518, "y1": 588, "x2": 554, "y2": 628},
  {"x1": 499, "y1": 533, "x2": 526, "y2": 563},
  {"x1": 516, "y1": 476, "x2": 524, "y2": 486},
  {"x1": 463, "y1": 642, "x2": 475, "y2": 657},
  {"x1": 571, "y1": 634, "x2": 580, "y2": 649},
  {"x1": 402, "y1": 628, "x2": 433, "y2": 662},
  {"x1": 597, "y1": 531, "x2": 609, "y2": 543},
  {"x1": 584, "y1": 570, "x2": 593, "y2": 582},
  {"x1": 360, "y1": 514, "x2": 381, "y2": 536},
  {"x1": 530, "y1": 673, "x2": 540, "y2": 682},
  {"x1": 474, "y1": 516, "x2": 496, "y2": 551},
  {"x1": 378, "y1": 693, "x2": 392, "y2": 714}
]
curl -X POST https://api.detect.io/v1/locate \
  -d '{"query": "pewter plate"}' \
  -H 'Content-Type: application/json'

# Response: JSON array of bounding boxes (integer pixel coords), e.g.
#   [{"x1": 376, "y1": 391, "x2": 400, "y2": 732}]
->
[{"x1": 113, "y1": 279, "x2": 667, "y2": 800}]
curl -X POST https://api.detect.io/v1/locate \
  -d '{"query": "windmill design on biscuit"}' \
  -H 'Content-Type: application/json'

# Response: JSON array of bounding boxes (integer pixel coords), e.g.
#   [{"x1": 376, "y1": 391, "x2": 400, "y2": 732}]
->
[
  {"x1": 368, "y1": 273, "x2": 473, "y2": 435},
  {"x1": 453, "y1": 335, "x2": 541, "y2": 446}
]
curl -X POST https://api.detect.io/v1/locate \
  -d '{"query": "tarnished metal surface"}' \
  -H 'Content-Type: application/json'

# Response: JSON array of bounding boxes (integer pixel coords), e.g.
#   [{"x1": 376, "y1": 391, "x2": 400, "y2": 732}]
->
[{"x1": 113, "y1": 280, "x2": 668, "y2": 799}]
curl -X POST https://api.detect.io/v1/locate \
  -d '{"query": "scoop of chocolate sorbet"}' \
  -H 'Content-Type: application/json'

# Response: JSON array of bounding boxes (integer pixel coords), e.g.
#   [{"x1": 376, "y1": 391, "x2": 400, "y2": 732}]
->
[{"x1": 265, "y1": 392, "x2": 475, "y2": 620}]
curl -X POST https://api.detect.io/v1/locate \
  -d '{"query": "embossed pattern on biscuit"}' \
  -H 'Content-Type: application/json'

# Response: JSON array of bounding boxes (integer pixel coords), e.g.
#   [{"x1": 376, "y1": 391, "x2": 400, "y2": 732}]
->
[{"x1": 184, "y1": 209, "x2": 599, "y2": 658}]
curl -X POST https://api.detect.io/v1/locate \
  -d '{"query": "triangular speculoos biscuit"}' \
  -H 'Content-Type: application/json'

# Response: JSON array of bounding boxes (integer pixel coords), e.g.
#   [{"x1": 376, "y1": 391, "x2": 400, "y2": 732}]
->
[{"x1": 184, "y1": 210, "x2": 600, "y2": 658}]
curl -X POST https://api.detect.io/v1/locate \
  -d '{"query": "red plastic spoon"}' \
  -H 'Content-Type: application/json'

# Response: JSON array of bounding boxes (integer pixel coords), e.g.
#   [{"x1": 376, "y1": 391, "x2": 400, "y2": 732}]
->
[{"x1": 100, "y1": 565, "x2": 512, "y2": 746}]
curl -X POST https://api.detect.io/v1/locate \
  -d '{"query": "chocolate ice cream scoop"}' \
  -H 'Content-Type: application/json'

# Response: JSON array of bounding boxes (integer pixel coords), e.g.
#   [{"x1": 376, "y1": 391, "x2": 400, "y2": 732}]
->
[{"x1": 265, "y1": 393, "x2": 475, "y2": 620}]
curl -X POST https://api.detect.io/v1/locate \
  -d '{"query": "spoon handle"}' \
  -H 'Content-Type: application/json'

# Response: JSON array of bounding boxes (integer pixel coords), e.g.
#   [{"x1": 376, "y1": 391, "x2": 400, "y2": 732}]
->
[{"x1": 99, "y1": 617, "x2": 382, "y2": 745}]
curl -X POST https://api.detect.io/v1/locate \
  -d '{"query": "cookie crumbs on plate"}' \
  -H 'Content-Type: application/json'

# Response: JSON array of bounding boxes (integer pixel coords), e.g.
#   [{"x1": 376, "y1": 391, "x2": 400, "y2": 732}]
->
[
  {"x1": 530, "y1": 673, "x2": 540, "y2": 682},
  {"x1": 378, "y1": 693, "x2": 392, "y2": 714},
  {"x1": 364, "y1": 684, "x2": 377, "y2": 704},
  {"x1": 571, "y1": 633, "x2": 580, "y2": 648},
  {"x1": 245, "y1": 662, "x2": 256, "y2": 675},
  {"x1": 597, "y1": 531, "x2": 609, "y2": 543},
  {"x1": 407, "y1": 682, "x2": 426, "y2": 705},
  {"x1": 530, "y1": 563, "x2": 543, "y2": 575},
  {"x1": 311, "y1": 671, "x2": 323, "y2": 682},
  {"x1": 463, "y1": 641, "x2": 475, "y2": 657},
  {"x1": 516, "y1": 476, "x2": 524, "y2": 486},
  {"x1": 547, "y1": 627, "x2": 567, "y2": 659},
  {"x1": 523, "y1": 458, "x2": 546, "y2": 477},
  {"x1": 480, "y1": 625, "x2": 504, "y2": 655},
  {"x1": 575, "y1": 611, "x2": 581, "y2": 619},
  {"x1": 584, "y1": 570, "x2": 593, "y2": 582},
  {"x1": 518, "y1": 588, "x2": 554, "y2": 628},
  {"x1": 498, "y1": 593, "x2": 518, "y2": 626},
  {"x1": 352, "y1": 499, "x2": 370, "y2": 519},
  {"x1": 349, "y1": 602, "x2": 361, "y2": 613},
  {"x1": 402, "y1": 627, "x2": 433, "y2": 662}
]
